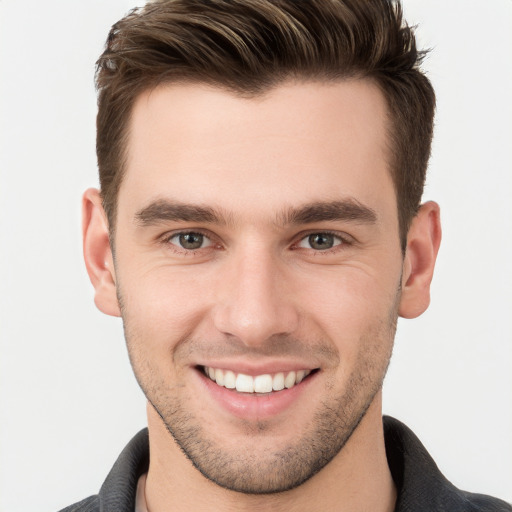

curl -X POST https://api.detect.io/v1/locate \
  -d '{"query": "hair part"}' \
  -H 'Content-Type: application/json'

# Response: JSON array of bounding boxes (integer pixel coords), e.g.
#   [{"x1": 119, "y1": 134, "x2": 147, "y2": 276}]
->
[{"x1": 96, "y1": 0, "x2": 435, "y2": 250}]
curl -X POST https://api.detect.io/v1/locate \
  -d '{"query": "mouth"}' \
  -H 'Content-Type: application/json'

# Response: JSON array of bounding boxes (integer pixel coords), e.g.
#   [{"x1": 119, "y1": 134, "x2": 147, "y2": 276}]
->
[{"x1": 199, "y1": 365, "x2": 317, "y2": 394}]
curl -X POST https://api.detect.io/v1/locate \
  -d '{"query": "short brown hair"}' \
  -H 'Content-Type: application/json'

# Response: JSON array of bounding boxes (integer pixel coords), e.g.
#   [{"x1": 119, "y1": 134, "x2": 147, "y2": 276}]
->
[{"x1": 96, "y1": 0, "x2": 435, "y2": 249}]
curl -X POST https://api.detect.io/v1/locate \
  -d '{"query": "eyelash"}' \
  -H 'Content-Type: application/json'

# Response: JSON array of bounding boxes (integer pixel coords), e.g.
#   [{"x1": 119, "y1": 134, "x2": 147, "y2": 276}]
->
[
  {"x1": 159, "y1": 229, "x2": 354, "y2": 255},
  {"x1": 160, "y1": 229, "x2": 218, "y2": 255},
  {"x1": 293, "y1": 230, "x2": 354, "y2": 253}
]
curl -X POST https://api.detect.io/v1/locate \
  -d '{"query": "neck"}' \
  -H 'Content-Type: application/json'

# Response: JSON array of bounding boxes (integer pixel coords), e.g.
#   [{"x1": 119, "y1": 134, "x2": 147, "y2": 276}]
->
[{"x1": 143, "y1": 395, "x2": 396, "y2": 512}]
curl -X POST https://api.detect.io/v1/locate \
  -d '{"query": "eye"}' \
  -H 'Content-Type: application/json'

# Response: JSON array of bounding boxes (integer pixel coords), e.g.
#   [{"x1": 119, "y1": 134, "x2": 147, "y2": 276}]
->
[
  {"x1": 168, "y1": 232, "x2": 212, "y2": 250},
  {"x1": 297, "y1": 232, "x2": 344, "y2": 251}
]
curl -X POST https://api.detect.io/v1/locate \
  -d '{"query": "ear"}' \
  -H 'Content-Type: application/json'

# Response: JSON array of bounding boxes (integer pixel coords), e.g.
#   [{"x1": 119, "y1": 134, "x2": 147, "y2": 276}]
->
[
  {"x1": 82, "y1": 188, "x2": 121, "y2": 317},
  {"x1": 399, "y1": 201, "x2": 442, "y2": 319}
]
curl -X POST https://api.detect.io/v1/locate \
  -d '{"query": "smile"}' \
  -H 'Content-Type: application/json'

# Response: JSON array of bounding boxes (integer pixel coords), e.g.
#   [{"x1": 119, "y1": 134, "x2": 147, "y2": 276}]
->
[{"x1": 202, "y1": 366, "x2": 313, "y2": 394}]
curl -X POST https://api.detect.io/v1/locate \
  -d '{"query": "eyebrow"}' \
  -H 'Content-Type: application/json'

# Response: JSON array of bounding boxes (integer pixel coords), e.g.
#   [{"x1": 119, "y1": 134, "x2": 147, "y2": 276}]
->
[
  {"x1": 135, "y1": 199, "x2": 228, "y2": 226},
  {"x1": 135, "y1": 198, "x2": 377, "y2": 228},
  {"x1": 278, "y1": 199, "x2": 377, "y2": 226}
]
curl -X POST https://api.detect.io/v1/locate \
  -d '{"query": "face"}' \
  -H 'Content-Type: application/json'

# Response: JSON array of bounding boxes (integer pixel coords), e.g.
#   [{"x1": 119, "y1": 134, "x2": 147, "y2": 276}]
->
[{"x1": 111, "y1": 80, "x2": 404, "y2": 493}]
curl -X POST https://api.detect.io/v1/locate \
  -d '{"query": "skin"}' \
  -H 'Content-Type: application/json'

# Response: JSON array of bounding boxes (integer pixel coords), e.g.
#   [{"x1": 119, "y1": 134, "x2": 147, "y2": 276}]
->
[{"x1": 83, "y1": 80, "x2": 441, "y2": 511}]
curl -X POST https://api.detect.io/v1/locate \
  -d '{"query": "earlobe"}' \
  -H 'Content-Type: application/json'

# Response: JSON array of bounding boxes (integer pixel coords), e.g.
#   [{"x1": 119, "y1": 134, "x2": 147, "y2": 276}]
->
[
  {"x1": 82, "y1": 188, "x2": 121, "y2": 317},
  {"x1": 399, "y1": 201, "x2": 442, "y2": 319}
]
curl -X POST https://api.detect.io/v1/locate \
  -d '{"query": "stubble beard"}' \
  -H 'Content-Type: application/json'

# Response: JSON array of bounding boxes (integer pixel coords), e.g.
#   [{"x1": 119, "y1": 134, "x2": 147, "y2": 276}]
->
[
  {"x1": 151, "y1": 358, "x2": 392, "y2": 495},
  {"x1": 120, "y1": 294, "x2": 399, "y2": 495}
]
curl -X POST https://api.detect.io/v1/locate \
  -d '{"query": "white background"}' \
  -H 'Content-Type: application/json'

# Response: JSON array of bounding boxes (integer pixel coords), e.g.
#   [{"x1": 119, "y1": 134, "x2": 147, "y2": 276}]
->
[{"x1": 0, "y1": 1, "x2": 511, "y2": 510}]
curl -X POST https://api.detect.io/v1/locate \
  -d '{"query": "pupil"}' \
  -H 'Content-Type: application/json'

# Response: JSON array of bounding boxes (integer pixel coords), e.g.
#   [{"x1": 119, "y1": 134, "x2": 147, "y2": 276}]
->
[
  {"x1": 179, "y1": 233, "x2": 203, "y2": 249},
  {"x1": 309, "y1": 233, "x2": 334, "y2": 250}
]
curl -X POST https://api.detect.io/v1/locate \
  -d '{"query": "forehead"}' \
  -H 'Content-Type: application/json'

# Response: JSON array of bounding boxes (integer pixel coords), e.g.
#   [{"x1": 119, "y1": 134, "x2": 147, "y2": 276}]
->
[{"x1": 120, "y1": 80, "x2": 395, "y2": 224}]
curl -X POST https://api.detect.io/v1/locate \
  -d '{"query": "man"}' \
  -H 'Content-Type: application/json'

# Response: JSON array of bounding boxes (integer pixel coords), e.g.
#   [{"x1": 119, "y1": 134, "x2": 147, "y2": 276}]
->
[{"x1": 60, "y1": 0, "x2": 511, "y2": 510}]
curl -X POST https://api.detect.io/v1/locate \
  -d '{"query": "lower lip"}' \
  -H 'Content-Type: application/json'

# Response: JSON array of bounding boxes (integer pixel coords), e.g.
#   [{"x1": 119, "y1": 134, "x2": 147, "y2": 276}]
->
[{"x1": 196, "y1": 369, "x2": 317, "y2": 420}]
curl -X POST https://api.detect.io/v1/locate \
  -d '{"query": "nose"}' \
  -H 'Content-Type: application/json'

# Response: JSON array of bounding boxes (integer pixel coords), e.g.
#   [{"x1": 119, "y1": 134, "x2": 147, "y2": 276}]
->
[{"x1": 212, "y1": 246, "x2": 299, "y2": 347}]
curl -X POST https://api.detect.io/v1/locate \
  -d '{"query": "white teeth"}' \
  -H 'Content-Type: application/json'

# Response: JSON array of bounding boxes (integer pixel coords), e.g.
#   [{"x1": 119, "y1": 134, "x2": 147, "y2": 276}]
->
[
  {"x1": 284, "y1": 371, "x2": 296, "y2": 389},
  {"x1": 254, "y1": 374, "x2": 273, "y2": 393},
  {"x1": 272, "y1": 372, "x2": 285, "y2": 391},
  {"x1": 215, "y1": 368, "x2": 225, "y2": 386},
  {"x1": 203, "y1": 366, "x2": 312, "y2": 394},
  {"x1": 236, "y1": 373, "x2": 254, "y2": 393},
  {"x1": 224, "y1": 370, "x2": 236, "y2": 389}
]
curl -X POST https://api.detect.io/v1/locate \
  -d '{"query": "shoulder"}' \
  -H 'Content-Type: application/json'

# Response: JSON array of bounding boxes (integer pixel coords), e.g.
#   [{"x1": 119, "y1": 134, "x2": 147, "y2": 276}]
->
[
  {"x1": 457, "y1": 490, "x2": 512, "y2": 512},
  {"x1": 55, "y1": 429, "x2": 149, "y2": 512},
  {"x1": 383, "y1": 416, "x2": 512, "y2": 512},
  {"x1": 57, "y1": 495, "x2": 99, "y2": 512}
]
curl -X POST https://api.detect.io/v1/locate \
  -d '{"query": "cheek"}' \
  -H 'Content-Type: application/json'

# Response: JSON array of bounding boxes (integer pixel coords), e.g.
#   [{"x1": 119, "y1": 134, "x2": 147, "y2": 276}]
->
[
  {"x1": 290, "y1": 264, "x2": 401, "y2": 373},
  {"x1": 295, "y1": 265, "x2": 399, "y2": 325},
  {"x1": 116, "y1": 246, "x2": 402, "y2": 354},
  {"x1": 118, "y1": 264, "x2": 214, "y2": 348}
]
